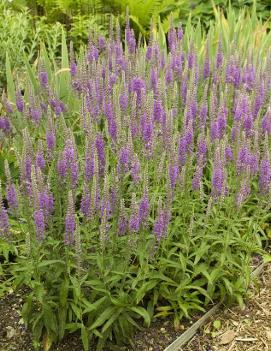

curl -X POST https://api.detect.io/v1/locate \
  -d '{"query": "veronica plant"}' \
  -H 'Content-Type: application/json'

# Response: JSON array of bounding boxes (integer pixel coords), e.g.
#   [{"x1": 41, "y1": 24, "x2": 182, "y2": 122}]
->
[{"x1": 1, "y1": 10, "x2": 271, "y2": 351}]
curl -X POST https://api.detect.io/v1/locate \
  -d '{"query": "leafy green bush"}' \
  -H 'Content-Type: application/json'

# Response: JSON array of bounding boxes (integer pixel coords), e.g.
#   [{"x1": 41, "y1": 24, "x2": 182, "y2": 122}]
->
[
  {"x1": 8, "y1": 0, "x2": 271, "y2": 40},
  {"x1": 0, "y1": 1, "x2": 63, "y2": 89}
]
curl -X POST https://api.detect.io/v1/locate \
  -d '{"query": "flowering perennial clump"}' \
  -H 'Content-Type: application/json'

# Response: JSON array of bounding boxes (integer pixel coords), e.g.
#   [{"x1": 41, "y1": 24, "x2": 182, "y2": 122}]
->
[
  {"x1": 0, "y1": 15, "x2": 270, "y2": 350},
  {"x1": 0, "y1": 19, "x2": 271, "y2": 242}
]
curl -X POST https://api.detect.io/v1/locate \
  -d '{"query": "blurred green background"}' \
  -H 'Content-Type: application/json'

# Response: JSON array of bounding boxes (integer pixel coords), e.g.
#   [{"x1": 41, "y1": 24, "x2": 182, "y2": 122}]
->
[{"x1": 0, "y1": 0, "x2": 270, "y2": 89}]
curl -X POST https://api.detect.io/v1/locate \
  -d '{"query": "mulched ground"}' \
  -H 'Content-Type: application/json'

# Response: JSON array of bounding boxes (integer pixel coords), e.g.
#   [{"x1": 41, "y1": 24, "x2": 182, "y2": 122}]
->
[
  {"x1": 0, "y1": 263, "x2": 270, "y2": 351},
  {"x1": 182, "y1": 263, "x2": 271, "y2": 351}
]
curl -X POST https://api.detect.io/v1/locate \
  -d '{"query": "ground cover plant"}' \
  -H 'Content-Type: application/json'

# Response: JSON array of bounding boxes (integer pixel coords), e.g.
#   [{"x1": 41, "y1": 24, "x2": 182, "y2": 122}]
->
[{"x1": 1, "y1": 7, "x2": 271, "y2": 351}]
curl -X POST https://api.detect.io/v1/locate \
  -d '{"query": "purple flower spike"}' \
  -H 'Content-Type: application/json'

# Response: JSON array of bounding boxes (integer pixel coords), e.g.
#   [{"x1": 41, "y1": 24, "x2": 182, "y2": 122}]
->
[
  {"x1": 0, "y1": 117, "x2": 11, "y2": 134},
  {"x1": 212, "y1": 151, "x2": 225, "y2": 198},
  {"x1": 46, "y1": 130, "x2": 56, "y2": 151},
  {"x1": 65, "y1": 192, "x2": 76, "y2": 245},
  {"x1": 81, "y1": 191, "x2": 91, "y2": 218},
  {"x1": 130, "y1": 77, "x2": 146, "y2": 105},
  {"x1": 39, "y1": 71, "x2": 48, "y2": 88},
  {"x1": 0, "y1": 207, "x2": 9, "y2": 236},
  {"x1": 210, "y1": 121, "x2": 219, "y2": 141},
  {"x1": 57, "y1": 155, "x2": 68, "y2": 178},
  {"x1": 153, "y1": 210, "x2": 168, "y2": 241},
  {"x1": 36, "y1": 152, "x2": 46, "y2": 170},
  {"x1": 98, "y1": 36, "x2": 106, "y2": 50},
  {"x1": 198, "y1": 139, "x2": 207, "y2": 157},
  {"x1": 95, "y1": 133, "x2": 106, "y2": 176},
  {"x1": 70, "y1": 62, "x2": 77, "y2": 77},
  {"x1": 119, "y1": 92, "x2": 129, "y2": 111},
  {"x1": 64, "y1": 140, "x2": 75, "y2": 163},
  {"x1": 16, "y1": 90, "x2": 24, "y2": 112},
  {"x1": 125, "y1": 23, "x2": 136, "y2": 54},
  {"x1": 118, "y1": 215, "x2": 128, "y2": 236},
  {"x1": 212, "y1": 166, "x2": 224, "y2": 197},
  {"x1": 138, "y1": 193, "x2": 150, "y2": 225},
  {"x1": 6, "y1": 183, "x2": 18, "y2": 210},
  {"x1": 39, "y1": 191, "x2": 54, "y2": 215},
  {"x1": 169, "y1": 163, "x2": 179, "y2": 189},
  {"x1": 225, "y1": 146, "x2": 233, "y2": 163},
  {"x1": 146, "y1": 45, "x2": 152, "y2": 61},
  {"x1": 237, "y1": 145, "x2": 249, "y2": 175},
  {"x1": 71, "y1": 161, "x2": 79, "y2": 188},
  {"x1": 85, "y1": 154, "x2": 94, "y2": 182},
  {"x1": 262, "y1": 110, "x2": 271, "y2": 135},
  {"x1": 216, "y1": 40, "x2": 223, "y2": 69},
  {"x1": 117, "y1": 147, "x2": 130, "y2": 174},
  {"x1": 178, "y1": 136, "x2": 188, "y2": 166},
  {"x1": 259, "y1": 157, "x2": 271, "y2": 194},
  {"x1": 129, "y1": 213, "x2": 140, "y2": 233},
  {"x1": 131, "y1": 155, "x2": 141, "y2": 184},
  {"x1": 29, "y1": 107, "x2": 42, "y2": 124},
  {"x1": 34, "y1": 209, "x2": 45, "y2": 241},
  {"x1": 177, "y1": 25, "x2": 183, "y2": 40},
  {"x1": 168, "y1": 26, "x2": 177, "y2": 52}
]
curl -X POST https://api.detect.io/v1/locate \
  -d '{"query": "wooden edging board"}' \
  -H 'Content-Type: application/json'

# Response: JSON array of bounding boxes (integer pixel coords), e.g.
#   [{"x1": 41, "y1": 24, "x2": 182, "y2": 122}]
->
[{"x1": 163, "y1": 262, "x2": 266, "y2": 351}]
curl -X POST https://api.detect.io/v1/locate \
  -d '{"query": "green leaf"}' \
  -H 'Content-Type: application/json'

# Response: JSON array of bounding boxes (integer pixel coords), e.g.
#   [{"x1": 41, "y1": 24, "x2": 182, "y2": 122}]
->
[
  {"x1": 101, "y1": 309, "x2": 122, "y2": 333},
  {"x1": 70, "y1": 302, "x2": 82, "y2": 320},
  {"x1": 43, "y1": 304, "x2": 58, "y2": 334},
  {"x1": 59, "y1": 279, "x2": 69, "y2": 306},
  {"x1": 82, "y1": 296, "x2": 108, "y2": 314},
  {"x1": 6, "y1": 52, "x2": 15, "y2": 102},
  {"x1": 90, "y1": 306, "x2": 116, "y2": 330},
  {"x1": 37, "y1": 260, "x2": 64, "y2": 268},
  {"x1": 129, "y1": 306, "x2": 151, "y2": 326},
  {"x1": 23, "y1": 54, "x2": 39, "y2": 92},
  {"x1": 136, "y1": 280, "x2": 158, "y2": 304},
  {"x1": 58, "y1": 308, "x2": 67, "y2": 339},
  {"x1": 58, "y1": 28, "x2": 71, "y2": 100},
  {"x1": 81, "y1": 325, "x2": 89, "y2": 351}
]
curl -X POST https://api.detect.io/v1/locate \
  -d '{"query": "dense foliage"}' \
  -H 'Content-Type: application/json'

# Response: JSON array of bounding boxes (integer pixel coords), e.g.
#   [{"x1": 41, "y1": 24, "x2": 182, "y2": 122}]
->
[
  {"x1": 2, "y1": 0, "x2": 270, "y2": 88},
  {"x1": 9, "y1": 0, "x2": 271, "y2": 34},
  {"x1": 1, "y1": 6, "x2": 271, "y2": 351}
]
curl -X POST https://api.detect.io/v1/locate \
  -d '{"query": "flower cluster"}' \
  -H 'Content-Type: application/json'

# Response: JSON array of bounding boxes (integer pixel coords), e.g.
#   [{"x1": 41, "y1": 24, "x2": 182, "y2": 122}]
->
[{"x1": 1, "y1": 18, "x2": 271, "y2": 245}]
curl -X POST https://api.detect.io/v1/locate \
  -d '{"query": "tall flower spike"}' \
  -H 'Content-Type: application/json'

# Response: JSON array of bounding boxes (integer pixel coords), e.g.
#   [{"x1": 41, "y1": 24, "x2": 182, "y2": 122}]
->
[
  {"x1": 81, "y1": 184, "x2": 91, "y2": 219},
  {"x1": 259, "y1": 141, "x2": 271, "y2": 194},
  {"x1": 129, "y1": 193, "x2": 140, "y2": 233},
  {"x1": 153, "y1": 197, "x2": 168, "y2": 242},
  {"x1": 16, "y1": 88, "x2": 24, "y2": 112},
  {"x1": 131, "y1": 153, "x2": 141, "y2": 184},
  {"x1": 38, "y1": 60, "x2": 49, "y2": 86},
  {"x1": 84, "y1": 136, "x2": 95, "y2": 182},
  {"x1": 5, "y1": 159, "x2": 18, "y2": 211},
  {"x1": 2, "y1": 92, "x2": 13, "y2": 114},
  {"x1": 203, "y1": 40, "x2": 210, "y2": 79},
  {"x1": 69, "y1": 42, "x2": 77, "y2": 77},
  {"x1": 118, "y1": 198, "x2": 128, "y2": 236},
  {"x1": 216, "y1": 37, "x2": 223, "y2": 69},
  {"x1": 211, "y1": 147, "x2": 224, "y2": 199},
  {"x1": 36, "y1": 141, "x2": 46, "y2": 171},
  {"x1": 0, "y1": 180, "x2": 9, "y2": 237},
  {"x1": 100, "y1": 208, "x2": 107, "y2": 247},
  {"x1": 34, "y1": 209, "x2": 45, "y2": 241},
  {"x1": 65, "y1": 191, "x2": 76, "y2": 245}
]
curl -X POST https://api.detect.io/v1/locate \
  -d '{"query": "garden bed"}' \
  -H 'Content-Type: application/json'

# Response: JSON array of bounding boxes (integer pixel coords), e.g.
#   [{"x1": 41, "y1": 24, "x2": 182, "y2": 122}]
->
[
  {"x1": 1, "y1": 6, "x2": 271, "y2": 351},
  {"x1": 0, "y1": 257, "x2": 267, "y2": 351}
]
